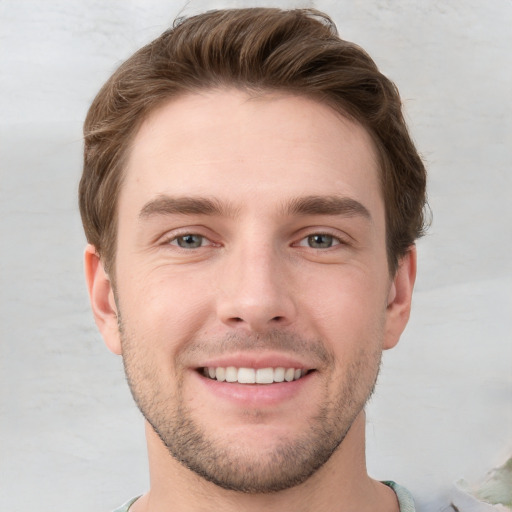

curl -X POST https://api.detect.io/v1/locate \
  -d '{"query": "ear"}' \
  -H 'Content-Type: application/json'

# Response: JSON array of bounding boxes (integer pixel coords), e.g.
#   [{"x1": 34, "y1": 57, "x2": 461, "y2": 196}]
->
[
  {"x1": 84, "y1": 244, "x2": 122, "y2": 355},
  {"x1": 383, "y1": 245, "x2": 417, "y2": 350}
]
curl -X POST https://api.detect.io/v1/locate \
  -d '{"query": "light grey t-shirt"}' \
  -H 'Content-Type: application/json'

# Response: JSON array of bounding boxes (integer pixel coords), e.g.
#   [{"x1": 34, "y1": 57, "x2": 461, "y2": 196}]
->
[{"x1": 112, "y1": 481, "x2": 416, "y2": 512}]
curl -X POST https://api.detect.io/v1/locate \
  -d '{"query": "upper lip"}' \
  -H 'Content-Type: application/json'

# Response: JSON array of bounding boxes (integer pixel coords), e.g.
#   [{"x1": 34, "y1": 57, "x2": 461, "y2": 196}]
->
[{"x1": 195, "y1": 352, "x2": 315, "y2": 370}]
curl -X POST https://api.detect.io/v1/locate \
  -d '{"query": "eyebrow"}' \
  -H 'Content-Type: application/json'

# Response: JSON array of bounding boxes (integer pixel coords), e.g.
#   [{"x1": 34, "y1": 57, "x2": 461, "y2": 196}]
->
[
  {"x1": 139, "y1": 195, "x2": 238, "y2": 219},
  {"x1": 284, "y1": 195, "x2": 371, "y2": 220},
  {"x1": 139, "y1": 194, "x2": 371, "y2": 221}
]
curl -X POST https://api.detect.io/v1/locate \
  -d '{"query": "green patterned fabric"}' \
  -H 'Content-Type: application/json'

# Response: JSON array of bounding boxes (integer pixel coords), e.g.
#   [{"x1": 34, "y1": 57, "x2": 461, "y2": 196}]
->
[
  {"x1": 383, "y1": 481, "x2": 417, "y2": 512},
  {"x1": 111, "y1": 481, "x2": 415, "y2": 511},
  {"x1": 111, "y1": 496, "x2": 140, "y2": 512}
]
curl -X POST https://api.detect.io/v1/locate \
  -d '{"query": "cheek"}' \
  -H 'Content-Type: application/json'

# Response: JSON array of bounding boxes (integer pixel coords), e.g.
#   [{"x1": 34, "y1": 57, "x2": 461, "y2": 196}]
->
[
  {"x1": 303, "y1": 267, "x2": 388, "y2": 355},
  {"x1": 305, "y1": 266, "x2": 387, "y2": 321},
  {"x1": 116, "y1": 269, "x2": 214, "y2": 353}
]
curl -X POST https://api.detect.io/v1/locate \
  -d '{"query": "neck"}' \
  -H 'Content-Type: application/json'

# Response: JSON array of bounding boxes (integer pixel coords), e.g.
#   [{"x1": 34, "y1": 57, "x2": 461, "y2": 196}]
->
[{"x1": 132, "y1": 411, "x2": 399, "y2": 512}]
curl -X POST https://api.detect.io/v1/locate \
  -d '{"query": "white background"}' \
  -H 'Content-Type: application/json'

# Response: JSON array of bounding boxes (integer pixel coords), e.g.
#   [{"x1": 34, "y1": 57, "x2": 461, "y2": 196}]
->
[{"x1": 0, "y1": 1, "x2": 511, "y2": 511}]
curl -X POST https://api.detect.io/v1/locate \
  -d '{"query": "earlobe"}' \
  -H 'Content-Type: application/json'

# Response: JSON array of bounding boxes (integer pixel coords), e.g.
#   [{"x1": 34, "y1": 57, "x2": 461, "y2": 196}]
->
[
  {"x1": 84, "y1": 244, "x2": 122, "y2": 355},
  {"x1": 383, "y1": 246, "x2": 417, "y2": 350}
]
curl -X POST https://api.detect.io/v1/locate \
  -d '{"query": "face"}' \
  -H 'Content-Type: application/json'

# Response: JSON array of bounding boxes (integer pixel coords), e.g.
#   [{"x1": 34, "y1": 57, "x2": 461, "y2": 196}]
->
[{"x1": 87, "y1": 89, "x2": 415, "y2": 493}]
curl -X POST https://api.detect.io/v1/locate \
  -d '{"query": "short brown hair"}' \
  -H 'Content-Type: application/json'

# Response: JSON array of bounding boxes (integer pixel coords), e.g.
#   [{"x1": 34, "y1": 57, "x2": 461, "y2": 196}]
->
[{"x1": 79, "y1": 7, "x2": 428, "y2": 275}]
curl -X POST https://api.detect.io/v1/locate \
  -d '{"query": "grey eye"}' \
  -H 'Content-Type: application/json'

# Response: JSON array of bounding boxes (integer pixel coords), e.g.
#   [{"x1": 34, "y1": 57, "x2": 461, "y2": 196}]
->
[
  {"x1": 307, "y1": 234, "x2": 335, "y2": 249},
  {"x1": 176, "y1": 234, "x2": 204, "y2": 248}
]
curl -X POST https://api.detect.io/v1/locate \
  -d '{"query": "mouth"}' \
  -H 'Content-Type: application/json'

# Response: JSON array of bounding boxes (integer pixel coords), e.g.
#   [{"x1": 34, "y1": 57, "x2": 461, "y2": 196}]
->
[{"x1": 199, "y1": 366, "x2": 315, "y2": 384}]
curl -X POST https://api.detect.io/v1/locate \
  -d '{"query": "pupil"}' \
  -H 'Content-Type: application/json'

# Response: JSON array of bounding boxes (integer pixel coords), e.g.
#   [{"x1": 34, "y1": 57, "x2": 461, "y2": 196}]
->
[
  {"x1": 309, "y1": 234, "x2": 332, "y2": 248},
  {"x1": 178, "y1": 234, "x2": 202, "y2": 248}
]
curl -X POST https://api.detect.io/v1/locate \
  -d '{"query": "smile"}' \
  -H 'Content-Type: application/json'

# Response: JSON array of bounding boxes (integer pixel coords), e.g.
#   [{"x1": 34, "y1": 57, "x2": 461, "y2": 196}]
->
[{"x1": 201, "y1": 366, "x2": 312, "y2": 384}]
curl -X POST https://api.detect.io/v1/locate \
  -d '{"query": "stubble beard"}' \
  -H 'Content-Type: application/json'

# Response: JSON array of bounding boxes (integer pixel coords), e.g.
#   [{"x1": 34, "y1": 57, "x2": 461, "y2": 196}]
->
[{"x1": 120, "y1": 324, "x2": 382, "y2": 494}]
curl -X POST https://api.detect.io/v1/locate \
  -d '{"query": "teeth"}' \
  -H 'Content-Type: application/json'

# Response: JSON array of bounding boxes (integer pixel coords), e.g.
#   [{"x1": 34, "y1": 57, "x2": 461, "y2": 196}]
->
[
  {"x1": 238, "y1": 367, "x2": 256, "y2": 384},
  {"x1": 273, "y1": 367, "x2": 285, "y2": 382},
  {"x1": 203, "y1": 366, "x2": 307, "y2": 384},
  {"x1": 225, "y1": 366, "x2": 237, "y2": 383},
  {"x1": 256, "y1": 367, "x2": 274, "y2": 384},
  {"x1": 285, "y1": 368, "x2": 295, "y2": 382}
]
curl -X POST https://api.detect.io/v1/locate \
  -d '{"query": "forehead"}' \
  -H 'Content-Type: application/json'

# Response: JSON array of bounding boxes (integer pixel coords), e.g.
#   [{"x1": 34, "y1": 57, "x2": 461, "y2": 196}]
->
[{"x1": 120, "y1": 89, "x2": 382, "y2": 221}]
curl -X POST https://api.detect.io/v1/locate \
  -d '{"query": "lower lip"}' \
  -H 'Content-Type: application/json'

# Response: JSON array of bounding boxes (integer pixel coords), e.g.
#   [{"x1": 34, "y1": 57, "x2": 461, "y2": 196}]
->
[{"x1": 193, "y1": 370, "x2": 315, "y2": 407}]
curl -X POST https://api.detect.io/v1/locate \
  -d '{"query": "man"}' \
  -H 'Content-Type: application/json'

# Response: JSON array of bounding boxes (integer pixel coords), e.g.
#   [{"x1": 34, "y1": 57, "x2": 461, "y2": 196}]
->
[{"x1": 80, "y1": 7, "x2": 427, "y2": 512}]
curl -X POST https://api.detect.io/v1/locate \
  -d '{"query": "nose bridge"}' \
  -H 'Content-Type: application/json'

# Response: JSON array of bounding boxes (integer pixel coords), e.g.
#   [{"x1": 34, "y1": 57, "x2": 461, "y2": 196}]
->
[{"x1": 216, "y1": 233, "x2": 296, "y2": 331}]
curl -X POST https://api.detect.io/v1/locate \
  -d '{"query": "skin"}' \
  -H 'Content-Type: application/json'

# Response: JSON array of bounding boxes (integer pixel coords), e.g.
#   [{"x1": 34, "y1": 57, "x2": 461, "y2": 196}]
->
[{"x1": 85, "y1": 89, "x2": 416, "y2": 512}]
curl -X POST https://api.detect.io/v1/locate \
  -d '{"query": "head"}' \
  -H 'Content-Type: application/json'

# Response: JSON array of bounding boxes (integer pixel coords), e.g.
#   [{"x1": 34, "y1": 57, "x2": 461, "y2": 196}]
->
[
  {"x1": 81, "y1": 7, "x2": 427, "y2": 495},
  {"x1": 79, "y1": 7, "x2": 427, "y2": 281}
]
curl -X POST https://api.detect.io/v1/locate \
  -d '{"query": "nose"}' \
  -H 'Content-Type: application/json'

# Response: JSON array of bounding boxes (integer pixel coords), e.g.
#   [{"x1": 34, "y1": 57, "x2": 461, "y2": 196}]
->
[{"x1": 216, "y1": 241, "x2": 297, "y2": 333}]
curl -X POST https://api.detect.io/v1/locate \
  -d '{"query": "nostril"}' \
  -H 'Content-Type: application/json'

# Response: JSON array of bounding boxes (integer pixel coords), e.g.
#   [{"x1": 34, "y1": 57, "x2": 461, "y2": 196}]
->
[{"x1": 224, "y1": 314, "x2": 290, "y2": 329}]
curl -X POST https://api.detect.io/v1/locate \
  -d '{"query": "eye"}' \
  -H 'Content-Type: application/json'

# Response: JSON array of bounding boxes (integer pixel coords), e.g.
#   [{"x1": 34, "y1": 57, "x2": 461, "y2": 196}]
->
[
  {"x1": 298, "y1": 234, "x2": 340, "y2": 249},
  {"x1": 170, "y1": 234, "x2": 206, "y2": 249}
]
